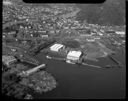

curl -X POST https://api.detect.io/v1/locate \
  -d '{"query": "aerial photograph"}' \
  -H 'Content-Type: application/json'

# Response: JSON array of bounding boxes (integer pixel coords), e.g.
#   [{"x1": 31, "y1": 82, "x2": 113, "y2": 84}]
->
[{"x1": 2, "y1": 0, "x2": 126, "y2": 99}]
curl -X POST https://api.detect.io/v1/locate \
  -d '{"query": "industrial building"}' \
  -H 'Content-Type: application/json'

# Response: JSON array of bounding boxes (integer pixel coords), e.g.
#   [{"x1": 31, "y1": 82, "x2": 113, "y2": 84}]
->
[
  {"x1": 66, "y1": 50, "x2": 82, "y2": 62},
  {"x1": 49, "y1": 44, "x2": 83, "y2": 64},
  {"x1": 50, "y1": 43, "x2": 64, "y2": 52}
]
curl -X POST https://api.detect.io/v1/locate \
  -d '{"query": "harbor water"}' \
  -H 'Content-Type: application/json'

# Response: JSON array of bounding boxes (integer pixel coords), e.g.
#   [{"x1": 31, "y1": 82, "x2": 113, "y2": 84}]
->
[{"x1": 34, "y1": 48, "x2": 125, "y2": 99}]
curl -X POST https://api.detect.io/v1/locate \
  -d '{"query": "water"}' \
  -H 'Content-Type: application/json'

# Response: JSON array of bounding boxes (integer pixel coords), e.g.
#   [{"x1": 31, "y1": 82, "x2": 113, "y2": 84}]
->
[{"x1": 34, "y1": 49, "x2": 125, "y2": 99}]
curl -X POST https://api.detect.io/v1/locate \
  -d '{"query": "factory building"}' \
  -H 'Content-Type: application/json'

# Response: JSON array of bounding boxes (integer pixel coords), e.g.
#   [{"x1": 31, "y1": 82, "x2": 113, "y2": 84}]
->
[
  {"x1": 50, "y1": 44, "x2": 64, "y2": 52},
  {"x1": 66, "y1": 51, "x2": 82, "y2": 63}
]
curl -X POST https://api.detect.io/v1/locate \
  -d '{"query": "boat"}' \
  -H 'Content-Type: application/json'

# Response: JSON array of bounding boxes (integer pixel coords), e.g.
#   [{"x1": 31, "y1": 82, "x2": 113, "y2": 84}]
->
[
  {"x1": 46, "y1": 55, "x2": 52, "y2": 59},
  {"x1": 66, "y1": 60, "x2": 75, "y2": 64}
]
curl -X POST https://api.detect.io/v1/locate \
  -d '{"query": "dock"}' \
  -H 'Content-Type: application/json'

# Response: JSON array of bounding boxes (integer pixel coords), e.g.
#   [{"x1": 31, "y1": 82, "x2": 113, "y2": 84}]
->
[{"x1": 19, "y1": 64, "x2": 46, "y2": 77}]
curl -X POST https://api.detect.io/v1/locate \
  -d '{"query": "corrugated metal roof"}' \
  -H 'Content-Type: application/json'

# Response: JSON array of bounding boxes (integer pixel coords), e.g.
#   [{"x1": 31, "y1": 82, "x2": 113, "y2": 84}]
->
[{"x1": 50, "y1": 44, "x2": 64, "y2": 52}]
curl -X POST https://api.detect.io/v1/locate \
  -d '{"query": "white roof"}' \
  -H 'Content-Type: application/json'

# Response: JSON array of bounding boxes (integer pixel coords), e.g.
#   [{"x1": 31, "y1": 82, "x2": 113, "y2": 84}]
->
[
  {"x1": 67, "y1": 51, "x2": 82, "y2": 58},
  {"x1": 50, "y1": 44, "x2": 64, "y2": 52},
  {"x1": 116, "y1": 31, "x2": 125, "y2": 35},
  {"x1": 86, "y1": 39, "x2": 95, "y2": 42},
  {"x1": 3, "y1": 1, "x2": 12, "y2": 5}
]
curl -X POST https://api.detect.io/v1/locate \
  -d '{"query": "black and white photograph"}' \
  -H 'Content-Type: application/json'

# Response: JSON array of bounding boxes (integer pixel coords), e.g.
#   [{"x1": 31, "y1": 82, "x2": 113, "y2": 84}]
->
[{"x1": 2, "y1": 0, "x2": 126, "y2": 99}]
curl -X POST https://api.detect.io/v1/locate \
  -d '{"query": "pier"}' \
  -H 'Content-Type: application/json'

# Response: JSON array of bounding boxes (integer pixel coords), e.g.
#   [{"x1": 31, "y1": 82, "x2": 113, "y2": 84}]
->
[{"x1": 19, "y1": 64, "x2": 46, "y2": 76}]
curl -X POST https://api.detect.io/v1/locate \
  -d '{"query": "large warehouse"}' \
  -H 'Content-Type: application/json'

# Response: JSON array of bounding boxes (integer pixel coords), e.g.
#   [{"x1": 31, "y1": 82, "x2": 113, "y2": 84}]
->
[
  {"x1": 50, "y1": 43, "x2": 64, "y2": 52},
  {"x1": 66, "y1": 50, "x2": 82, "y2": 62}
]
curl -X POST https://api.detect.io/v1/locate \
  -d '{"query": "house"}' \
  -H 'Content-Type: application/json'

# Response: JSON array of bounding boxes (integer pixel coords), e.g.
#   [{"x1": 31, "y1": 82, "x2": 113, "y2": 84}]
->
[
  {"x1": 41, "y1": 34, "x2": 48, "y2": 38},
  {"x1": 2, "y1": 55, "x2": 17, "y2": 66}
]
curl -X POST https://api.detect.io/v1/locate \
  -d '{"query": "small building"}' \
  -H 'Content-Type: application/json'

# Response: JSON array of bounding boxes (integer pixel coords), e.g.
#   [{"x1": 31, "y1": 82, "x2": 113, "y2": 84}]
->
[
  {"x1": 98, "y1": 32, "x2": 103, "y2": 36},
  {"x1": 2, "y1": 55, "x2": 17, "y2": 66},
  {"x1": 105, "y1": 30, "x2": 116, "y2": 34},
  {"x1": 66, "y1": 51, "x2": 82, "y2": 62},
  {"x1": 3, "y1": 1, "x2": 12, "y2": 5},
  {"x1": 41, "y1": 35, "x2": 48, "y2": 38},
  {"x1": 94, "y1": 37, "x2": 100, "y2": 40},
  {"x1": 100, "y1": 29, "x2": 104, "y2": 33},
  {"x1": 116, "y1": 31, "x2": 125, "y2": 35},
  {"x1": 86, "y1": 38, "x2": 95, "y2": 42},
  {"x1": 50, "y1": 44, "x2": 64, "y2": 52}
]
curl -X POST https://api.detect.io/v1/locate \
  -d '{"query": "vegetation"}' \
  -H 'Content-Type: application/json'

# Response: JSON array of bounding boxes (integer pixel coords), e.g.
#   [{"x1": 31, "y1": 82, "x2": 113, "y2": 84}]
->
[
  {"x1": 62, "y1": 39, "x2": 80, "y2": 48},
  {"x1": 76, "y1": 0, "x2": 125, "y2": 26}
]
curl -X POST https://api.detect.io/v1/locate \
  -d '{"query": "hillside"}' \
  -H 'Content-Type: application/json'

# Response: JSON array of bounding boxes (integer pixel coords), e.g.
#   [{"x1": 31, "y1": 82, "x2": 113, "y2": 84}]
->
[{"x1": 76, "y1": 0, "x2": 125, "y2": 26}]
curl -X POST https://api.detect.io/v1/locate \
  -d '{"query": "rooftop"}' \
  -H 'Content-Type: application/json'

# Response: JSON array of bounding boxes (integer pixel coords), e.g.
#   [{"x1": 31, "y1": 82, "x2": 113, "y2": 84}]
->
[
  {"x1": 50, "y1": 43, "x2": 64, "y2": 52},
  {"x1": 67, "y1": 50, "x2": 82, "y2": 58},
  {"x1": 116, "y1": 31, "x2": 125, "y2": 35},
  {"x1": 2, "y1": 55, "x2": 17, "y2": 66}
]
